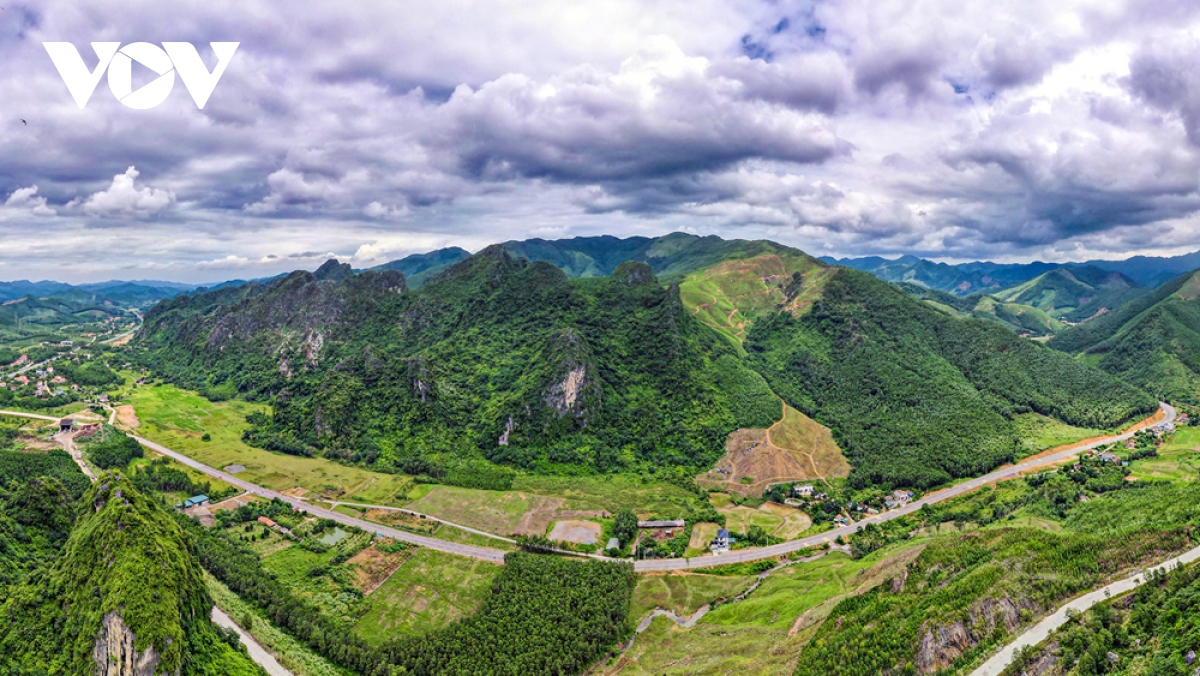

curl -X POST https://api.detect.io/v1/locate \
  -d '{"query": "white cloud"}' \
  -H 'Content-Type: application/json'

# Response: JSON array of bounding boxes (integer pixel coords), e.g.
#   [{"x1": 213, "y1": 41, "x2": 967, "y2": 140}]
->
[
  {"x1": 4, "y1": 186, "x2": 56, "y2": 217},
  {"x1": 3, "y1": 0, "x2": 1200, "y2": 280},
  {"x1": 77, "y1": 167, "x2": 174, "y2": 218},
  {"x1": 363, "y1": 201, "x2": 411, "y2": 220}
]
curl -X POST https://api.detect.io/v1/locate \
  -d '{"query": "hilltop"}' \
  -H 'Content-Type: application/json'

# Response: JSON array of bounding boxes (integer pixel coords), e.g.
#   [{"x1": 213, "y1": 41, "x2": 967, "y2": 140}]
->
[
  {"x1": 990, "y1": 266, "x2": 1146, "y2": 323},
  {"x1": 0, "y1": 472, "x2": 262, "y2": 675},
  {"x1": 894, "y1": 283, "x2": 1066, "y2": 337},
  {"x1": 1050, "y1": 269, "x2": 1200, "y2": 403}
]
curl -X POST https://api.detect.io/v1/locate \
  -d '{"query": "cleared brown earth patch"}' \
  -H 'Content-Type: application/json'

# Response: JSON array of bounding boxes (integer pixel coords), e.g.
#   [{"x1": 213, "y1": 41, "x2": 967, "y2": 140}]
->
[
  {"x1": 548, "y1": 519, "x2": 603, "y2": 544},
  {"x1": 115, "y1": 405, "x2": 139, "y2": 428},
  {"x1": 209, "y1": 493, "x2": 257, "y2": 512},
  {"x1": 349, "y1": 539, "x2": 414, "y2": 595},
  {"x1": 698, "y1": 403, "x2": 849, "y2": 497}
]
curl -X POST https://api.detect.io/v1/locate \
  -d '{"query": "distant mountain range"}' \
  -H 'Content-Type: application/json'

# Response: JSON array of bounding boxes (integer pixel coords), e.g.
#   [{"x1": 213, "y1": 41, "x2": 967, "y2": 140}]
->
[
  {"x1": 821, "y1": 249, "x2": 1200, "y2": 294},
  {"x1": 0, "y1": 279, "x2": 198, "y2": 306}
]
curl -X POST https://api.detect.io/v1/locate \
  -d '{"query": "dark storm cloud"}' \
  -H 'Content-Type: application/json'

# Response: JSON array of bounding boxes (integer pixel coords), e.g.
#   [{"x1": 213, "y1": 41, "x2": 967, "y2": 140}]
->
[{"x1": 6, "y1": 0, "x2": 1200, "y2": 281}]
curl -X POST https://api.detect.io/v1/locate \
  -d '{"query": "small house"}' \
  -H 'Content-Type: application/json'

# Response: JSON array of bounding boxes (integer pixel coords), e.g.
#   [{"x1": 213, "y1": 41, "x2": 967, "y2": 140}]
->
[
  {"x1": 711, "y1": 528, "x2": 731, "y2": 553},
  {"x1": 176, "y1": 495, "x2": 210, "y2": 510},
  {"x1": 793, "y1": 484, "x2": 815, "y2": 497},
  {"x1": 98, "y1": 394, "x2": 109, "y2": 403},
  {"x1": 58, "y1": 418, "x2": 74, "y2": 433},
  {"x1": 606, "y1": 537, "x2": 620, "y2": 552}
]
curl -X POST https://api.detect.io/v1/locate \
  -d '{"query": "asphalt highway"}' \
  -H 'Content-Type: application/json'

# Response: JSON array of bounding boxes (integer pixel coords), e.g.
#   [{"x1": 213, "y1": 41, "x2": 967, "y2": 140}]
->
[{"x1": 1, "y1": 402, "x2": 1173, "y2": 571}]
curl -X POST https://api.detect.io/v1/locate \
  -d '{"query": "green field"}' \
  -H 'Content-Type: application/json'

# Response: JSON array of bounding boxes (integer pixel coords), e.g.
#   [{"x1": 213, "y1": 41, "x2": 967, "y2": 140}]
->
[
  {"x1": 353, "y1": 548, "x2": 500, "y2": 644},
  {"x1": 631, "y1": 572, "x2": 757, "y2": 620},
  {"x1": 512, "y1": 473, "x2": 702, "y2": 515},
  {"x1": 1013, "y1": 412, "x2": 1109, "y2": 455},
  {"x1": 1128, "y1": 425, "x2": 1200, "y2": 482},
  {"x1": 125, "y1": 383, "x2": 413, "y2": 504},
  {"x1": 607, "y1": 546, "x2": 924, "y2": 676}
]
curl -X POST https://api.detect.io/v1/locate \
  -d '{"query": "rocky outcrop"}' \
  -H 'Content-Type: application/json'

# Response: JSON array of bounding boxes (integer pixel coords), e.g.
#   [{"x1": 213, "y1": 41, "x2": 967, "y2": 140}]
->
[
  {"x1": 915, "y1": 596, "x2": 1032, "y2": 674},
  {"x1": 542, "y1": 328, "x2": 599, "y2": 418},
  {"x1": 407, "y1": 356, "x2": 434, "y2": 403},
  {"x1": 499, "y1": 415, "x2": 516, "y2": 446},
  {"x1": 546, "y1": 365, "x2": 587, "y2": 415},
  {"x1": 93, "y1": 611, "x2": 173, "y2": 676}
]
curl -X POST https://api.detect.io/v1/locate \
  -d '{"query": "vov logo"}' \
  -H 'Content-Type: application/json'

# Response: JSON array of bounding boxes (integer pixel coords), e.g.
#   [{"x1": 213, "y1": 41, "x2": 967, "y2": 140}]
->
[{"x1": 44, "y1": 42, "x2": 239, "y2": 109}]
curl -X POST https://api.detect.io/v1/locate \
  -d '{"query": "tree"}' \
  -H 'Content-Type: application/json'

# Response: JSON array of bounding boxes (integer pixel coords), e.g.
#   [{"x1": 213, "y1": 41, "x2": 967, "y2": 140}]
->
[{"x1": 613, "y1": 509, "x2": 638, "y2": 546}]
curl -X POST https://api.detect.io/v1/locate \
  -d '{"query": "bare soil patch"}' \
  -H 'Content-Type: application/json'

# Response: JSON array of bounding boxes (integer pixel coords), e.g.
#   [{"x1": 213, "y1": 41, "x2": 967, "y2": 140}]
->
[
  {"x1": 698, "y1": 404, "x2": 848, "y2": 498},
  {"x1": 548, "y1": 519, "x2": 603, "y2": 545},
  {"x1": 115, "y1": 405, "x2": 139, "y2": 428},
  {"x1": 513, "y1": 496, "x2": 568, "y2": 536},
  {"x1": 349, "y1": 540, "x2": 413, "y2": 595},
  {"x1": 209, "y1": 493, "x2": 257, "y2": 512}
]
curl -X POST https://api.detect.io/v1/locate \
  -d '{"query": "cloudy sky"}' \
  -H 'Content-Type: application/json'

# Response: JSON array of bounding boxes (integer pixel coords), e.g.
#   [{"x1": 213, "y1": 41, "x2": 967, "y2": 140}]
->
[{"x1": 4, "y1": 1, "x2": 1200, "y2": 282}]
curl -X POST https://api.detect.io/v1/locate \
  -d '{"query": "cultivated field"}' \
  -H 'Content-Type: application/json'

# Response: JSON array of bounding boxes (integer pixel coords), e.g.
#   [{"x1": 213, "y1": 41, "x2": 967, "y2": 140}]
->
[
  {"x1": 353, "y1": 548, "x2": 500, "y2": 644},
  {"x1": 711, "y1": 494, "x2": 812, "y2": 540}
]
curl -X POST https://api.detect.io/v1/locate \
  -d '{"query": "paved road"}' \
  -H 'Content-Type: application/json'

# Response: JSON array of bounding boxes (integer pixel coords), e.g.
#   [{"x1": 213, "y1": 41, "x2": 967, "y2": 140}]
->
[
  {"x1": 970, "y1": 538, "x2": 1200, "y2": 676},
  {"x1": 327, "y1": 500, "x2": 517, "y2": 543},
  {"x1": 211, "y1": 607, "x2": 294, "y2": 676},
  {"x1": 0, "y1": 403, "x2": 1174, "y2": 571},
  {"x1": 634, "y1": 402, "x2": 1176, "y2": 571},
  {"x1": 133, "y1": 435, "x2": 509, "y2": 564}
]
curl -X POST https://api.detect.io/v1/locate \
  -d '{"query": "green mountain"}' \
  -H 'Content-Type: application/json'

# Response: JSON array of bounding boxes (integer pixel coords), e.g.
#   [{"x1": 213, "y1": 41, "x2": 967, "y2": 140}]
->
[
  {"x1": 137, "y1": 235, "x2": 1153, "y2": 490},
  {"x1": 139, "y1": 249, "x2": 780, "y2": 479},
  {"x1": 990, "y1": 266, "x2": 1147, "y2": 322},
  {"x1": 1049, "y1": 269, "x2": 1200, "y2": 403},
  {"x1": 372, "y1": 246, "x2": 472, "y2": 288},
  {"x1": 895, "y1": 283, "x2": 1066, "y2": 337},
  {"x1": 0, "y1": 472, "x2": 262, "y2": 676},
  {"x1": 741, "y1": 267, "x2": 1153, "y2": 488},
  {"x1": 0, "y1": 294, "x2": 134, "y2": 343},
  {"x1": 824, "y1": 255, "x2": 1060, "y2": 296}
]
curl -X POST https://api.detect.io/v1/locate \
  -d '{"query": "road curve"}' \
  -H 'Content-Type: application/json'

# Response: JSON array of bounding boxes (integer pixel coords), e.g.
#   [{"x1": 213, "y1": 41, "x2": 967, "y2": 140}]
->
[
  {"x1": 132, "y1": 435, "x2": 508, "y2": 564},
  {"x1": 0, "y1": 403, "x2": 1173, "y2": 571},
  {"x1": 969, "y1": 539, "x2": 1200, "y2": 676}
]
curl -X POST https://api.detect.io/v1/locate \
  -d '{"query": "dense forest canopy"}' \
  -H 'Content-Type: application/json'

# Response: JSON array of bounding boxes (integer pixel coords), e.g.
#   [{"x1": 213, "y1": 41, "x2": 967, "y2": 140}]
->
[
  {"x1": 139, "y1": 249, "x2": 780, "y2": 478},
  {"x1": 0, "y1": 472, "x2": 263, "y2": 675},
  {"x1": 746, "y1": 269, "x2": 1155, "y2": 488},
  {"x1": 1050, "y1": 269, "x2": 1200, "y2": 404}
]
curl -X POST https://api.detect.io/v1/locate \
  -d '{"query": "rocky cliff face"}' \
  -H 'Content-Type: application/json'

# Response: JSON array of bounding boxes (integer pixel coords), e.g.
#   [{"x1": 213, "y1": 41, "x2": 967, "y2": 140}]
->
[
  {"x1": 915, "y1": 595, "x2": 1033, "y2": 674},
  {"x1": 93, "y1": 610, "x2": 174, "y2": 676}
]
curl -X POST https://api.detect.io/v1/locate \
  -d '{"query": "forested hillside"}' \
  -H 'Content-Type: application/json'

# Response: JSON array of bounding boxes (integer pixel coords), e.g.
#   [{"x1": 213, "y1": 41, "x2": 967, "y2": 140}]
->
[
  {"x1": 896, "y1": 283, "x2": 1066, "y2": 336},
  {"x1": 745, "y1": 269, "x2": 1155, "y2": 488},
  {"x1": 1050, "y1": 269, "x2": 1200, "y2": 403},
  {"x1": 138, "y1": 236, "x2": 1155, "y2": 491},
  {"x1": 138, "y1": 249, "x2": 780, "y2": 480},
  {"x1": 990, "y1": 266, "x2": 1146, "y2": 323},
  {"x1": 824, "y1": 254, "x2": 1059, "y2": 296},
  {"x1": 0, "y1": 470, "x2": 263, "y2": 675}
]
